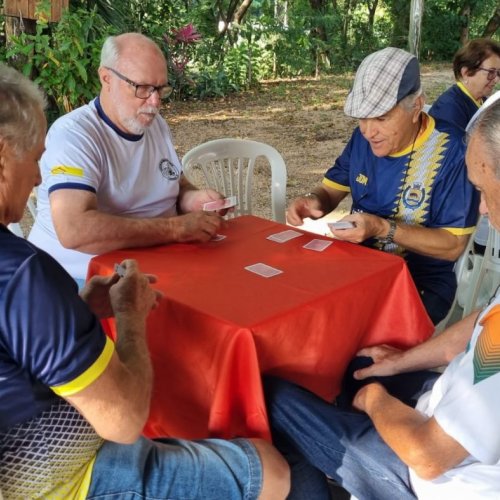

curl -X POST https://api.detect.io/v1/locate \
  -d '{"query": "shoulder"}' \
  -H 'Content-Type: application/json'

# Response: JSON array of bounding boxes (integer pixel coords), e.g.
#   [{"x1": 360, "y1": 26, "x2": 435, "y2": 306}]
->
[
  {"x1": 431, "y1": 84, "x2": 462, "y2": 106},
  {"x1": 430, "y1": 119, "x2": 465, "y2": 151},
  {"x1": 0, "y1": 229, "x2": 75, "y2": 295},
  {"x1": 46, "y1": 101, "x2": 101, "y2": 142}
]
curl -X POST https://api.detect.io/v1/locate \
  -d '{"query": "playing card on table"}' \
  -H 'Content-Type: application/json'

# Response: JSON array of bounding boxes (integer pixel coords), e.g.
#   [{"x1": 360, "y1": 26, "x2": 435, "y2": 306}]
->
[
  {"x1": 303, "y1": 239, "x2": 333, "y2": 252},
  {"x1": 267, "y1": 229, "x2": 303, "y2": 243},
  {"x1": 245, "y1": 263, "x2": 283, "y2": 278},
  {"x1": 203, "y1": 196, "x2": 237, "y2": 211}
]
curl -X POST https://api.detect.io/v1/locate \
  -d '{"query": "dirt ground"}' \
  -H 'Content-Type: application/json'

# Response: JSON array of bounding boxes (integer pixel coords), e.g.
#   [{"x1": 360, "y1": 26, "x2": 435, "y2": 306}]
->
[{"x1": 165, "y1": 63, "x2": 455, "y2": 220}]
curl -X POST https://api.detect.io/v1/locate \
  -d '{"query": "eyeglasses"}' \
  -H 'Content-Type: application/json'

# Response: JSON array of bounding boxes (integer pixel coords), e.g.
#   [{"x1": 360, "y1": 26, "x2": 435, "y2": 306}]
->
[
  {"x1": 105, "y1": 66, "x2": 173, "y2": 99},
  {"x1": 477, "y1": 67, "x2": 500, "y2": 81}
]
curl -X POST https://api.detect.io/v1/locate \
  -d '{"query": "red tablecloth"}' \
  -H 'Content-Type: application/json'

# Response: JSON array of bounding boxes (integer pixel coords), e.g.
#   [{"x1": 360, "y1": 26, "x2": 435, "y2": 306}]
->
[{"x1": 88, "y1": 215, "x2": 433, "y2": 441}]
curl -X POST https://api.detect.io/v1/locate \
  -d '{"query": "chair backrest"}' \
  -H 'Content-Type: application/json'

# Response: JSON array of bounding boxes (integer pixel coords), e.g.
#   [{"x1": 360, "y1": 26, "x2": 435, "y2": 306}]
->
[
  {"x1": 466, "y1": 225, "x2": 500, "y2": 311},
  {"x1": 182, "y1": 138, "x2": 287, "y2": 223},
  {"x1": 454, "y1": 221, "x2": 500, "y2": 319}
]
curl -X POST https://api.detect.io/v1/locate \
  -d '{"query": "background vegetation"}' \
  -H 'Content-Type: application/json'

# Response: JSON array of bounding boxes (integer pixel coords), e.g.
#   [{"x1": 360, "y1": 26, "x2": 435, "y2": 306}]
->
[{"x1": 1, "y1": 0, "x2": 498, "y2": 121}]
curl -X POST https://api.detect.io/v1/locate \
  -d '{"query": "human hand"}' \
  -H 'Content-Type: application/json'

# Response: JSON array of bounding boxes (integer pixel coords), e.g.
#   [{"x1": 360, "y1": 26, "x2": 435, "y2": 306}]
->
[
  {"x1": 329, "y1": 213, "x2": 385, "y2": 243},
  {"x1": 180, "y1": 188, "x2": 231, "y2": 215},
  {"x1": 286, "y1": 196, "x2": 324, "y2": 226},
  {"x1": 171, "y1": 211, "x2": 226, "y2": 242},
  {"x1": 353, "y1": 344, "x2": 403, "y2": 380},
  {"x1": 109, "y1": 260, "x2": 162, "y2": 322},
  {"x1": 352, "y1": 382, "x2": 387, "y2": 413},
  {"x1": 80, "y1": 273, "x2": 120, "y2": 318}
]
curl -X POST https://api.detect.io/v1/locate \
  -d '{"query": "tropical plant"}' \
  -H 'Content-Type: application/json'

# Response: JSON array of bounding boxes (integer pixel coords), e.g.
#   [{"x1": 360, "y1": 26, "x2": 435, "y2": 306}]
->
[
  {"x1": 163, "y1": 23, "x2": 202, "y2": 100},
  {"x1": 6, "y1": 5, "x2": 115, "y2": 121}
]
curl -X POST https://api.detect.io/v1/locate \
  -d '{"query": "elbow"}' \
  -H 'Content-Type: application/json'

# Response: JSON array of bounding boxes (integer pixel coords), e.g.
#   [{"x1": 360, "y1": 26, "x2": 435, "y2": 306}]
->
[
  {"x1": 437, "y1": 244, "x2": 464, "y2": 262},
  {"x1": 411, "y1": 462, "x2": 447, "y2": 481},
  {"x1": 406, "y1": 446, "x2": 447, "y2": 481},
  {"x1": 55, "y1": 225, "x2": 86, "y2": 251},
  {"x1": 95, "y1": 406, "x2": 150, "y2": 444},
  {"x1": 97, "y1": 414, "x2": 147, "y2": 444}
]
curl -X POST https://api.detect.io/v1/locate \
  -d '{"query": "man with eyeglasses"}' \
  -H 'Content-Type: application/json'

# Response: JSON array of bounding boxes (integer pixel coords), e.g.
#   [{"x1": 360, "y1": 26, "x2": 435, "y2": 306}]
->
[{"x1": 29, "y1": 32, "x2": 226, "y2": 285}]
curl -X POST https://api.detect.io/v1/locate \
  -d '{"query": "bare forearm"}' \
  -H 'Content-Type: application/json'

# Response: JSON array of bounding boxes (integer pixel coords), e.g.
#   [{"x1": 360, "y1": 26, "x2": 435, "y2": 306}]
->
[
  {"x1": 363, "y1": 386, "x2": 428, "y2": 468},
  {"x1": 113, "y1": 314, "x2": 153, "y2": 421},
  {"x1": 361, "y1": 385, "x2": 469, "y2": 479},
  {"x1": 177, "y1": 176, "x2": 199, "y2": 214},
  {"x1": 394, "y1": 310, "x2": 478, "y2": 372},
  {"x1": 55, "y1": 210, "x2": 182, "y2": 254},
  {"x1": 390, "y1": 221, "x2": 468, "y2": 261}
]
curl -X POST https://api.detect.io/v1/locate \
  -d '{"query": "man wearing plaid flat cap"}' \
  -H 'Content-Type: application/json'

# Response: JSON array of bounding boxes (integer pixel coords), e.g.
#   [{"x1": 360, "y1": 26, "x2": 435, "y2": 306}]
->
[
  {"x1": 288, "y1": 47, "x2": 479, "y2": 325},
  {"x1": 268, "y1": 98, "x2": 500, "y2": 499}
]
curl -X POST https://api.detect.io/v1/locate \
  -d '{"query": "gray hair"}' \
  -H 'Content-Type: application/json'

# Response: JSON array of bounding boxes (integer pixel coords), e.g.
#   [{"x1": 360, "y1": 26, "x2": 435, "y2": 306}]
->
[
  {"x1": 100, "y1": 33, "x2": 165, "y2": 69},
  {"x1": 100, "y1": 35, "x2": 121, "y2": 68},
  {"x1": 398, "y1": 87, "x2": 424, "y2": 113},
  {"x1": 468, "y1": 100, "x2": 500, "y2": 178},
  {"x1": 0, "y1": 63, "x2": 46, "y2": 156}
]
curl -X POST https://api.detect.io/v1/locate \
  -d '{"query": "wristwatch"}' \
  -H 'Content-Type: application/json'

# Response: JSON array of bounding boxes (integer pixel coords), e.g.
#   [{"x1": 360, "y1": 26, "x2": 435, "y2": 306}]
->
[{"x1": 378, "y1": 219, "x2": 397, "y2": 245}]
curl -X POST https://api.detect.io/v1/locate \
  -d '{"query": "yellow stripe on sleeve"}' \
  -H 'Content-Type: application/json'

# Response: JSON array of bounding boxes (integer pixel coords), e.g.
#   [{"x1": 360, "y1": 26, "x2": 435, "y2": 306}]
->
[
  {"x1": 442, "y1": 226, "x2": 476, "y2": 236},
  {"x1": 322, "y1": 178, "x2": 351, "y2": 192},
  {"x1": 51, "y1": 336, "x2": 115, "y2": 396},
  {"x1": 50, "y1": 165, "x2": 85, "y2": 177}
]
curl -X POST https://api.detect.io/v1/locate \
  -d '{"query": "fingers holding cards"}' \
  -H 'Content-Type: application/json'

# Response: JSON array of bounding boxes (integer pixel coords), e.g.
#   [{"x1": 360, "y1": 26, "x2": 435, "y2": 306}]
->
[{"x1": 203, "y1": 196, "x2": 237, "y2": 212}]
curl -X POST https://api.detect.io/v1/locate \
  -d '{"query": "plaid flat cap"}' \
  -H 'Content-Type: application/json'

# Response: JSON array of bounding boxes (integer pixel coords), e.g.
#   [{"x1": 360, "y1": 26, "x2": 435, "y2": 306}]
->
[{"x1": 344, "y1": 47, "x2": 421, "y2": 118}]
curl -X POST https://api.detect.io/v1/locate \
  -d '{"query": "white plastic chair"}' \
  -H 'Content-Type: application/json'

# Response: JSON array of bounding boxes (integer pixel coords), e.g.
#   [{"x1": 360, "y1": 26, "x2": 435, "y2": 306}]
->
[
  {"x1": 7, "y1": 188, "x2": 37, "y2": 238},
  {"x1": 182, "y1": 138, "x2": 287, "y2": 223},
  {"x1": 441, "y1": 221, "x2": 500, "y2": 329},
  {"x1": 463, "y1": 224, "x2": 500, "y2": 314}
]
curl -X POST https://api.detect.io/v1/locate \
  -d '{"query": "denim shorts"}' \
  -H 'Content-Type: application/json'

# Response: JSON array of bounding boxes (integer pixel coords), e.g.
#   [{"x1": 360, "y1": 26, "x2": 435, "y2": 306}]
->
[{"x1": 87, "y1": 436, "x2": 263, "y2": 499}]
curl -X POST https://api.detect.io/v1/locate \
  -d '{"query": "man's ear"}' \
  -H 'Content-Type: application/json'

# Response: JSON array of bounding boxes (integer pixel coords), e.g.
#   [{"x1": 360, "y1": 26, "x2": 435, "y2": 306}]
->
[
  {"x1": 98, "y1": 66, "x2": 110, "y2": 88},
  {"x1": 412, "y1": 95, "x2": 425, "y2": 123}
]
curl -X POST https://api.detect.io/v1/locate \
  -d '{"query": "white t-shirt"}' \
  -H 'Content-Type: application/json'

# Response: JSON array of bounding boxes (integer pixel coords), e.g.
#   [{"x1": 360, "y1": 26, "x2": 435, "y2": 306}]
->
[
  {"x1": 410, "y1": 293, "x2": 500, "y2": 499},
  {"x1": 29, "y1": 97, "x2": 182, "y2": 279}
]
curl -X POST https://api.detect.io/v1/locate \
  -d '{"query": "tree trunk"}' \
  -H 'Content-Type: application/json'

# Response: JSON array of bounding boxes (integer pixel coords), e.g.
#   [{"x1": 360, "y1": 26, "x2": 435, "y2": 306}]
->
[
  {"x1": 482, "y1": 6, "x2": 500, "y2": 38},
  {"x1": 309, "y1": 0, "x2": 331, "y2": 73},
  {"x1": 217, "y1": 0, "x2": 239, "y2": 38},
  {"x1": 459, "y1": 3, "x2": 471, "y2": 46},
  {"x1": 233, "y1": 0, "x2": 253, "y2": 25},
  {"x1": 408, "y1": 0, "x2": 423, "y2": 57},
  {"x1": 367, "y1": 0, "x2": 379, "y2": 31}
]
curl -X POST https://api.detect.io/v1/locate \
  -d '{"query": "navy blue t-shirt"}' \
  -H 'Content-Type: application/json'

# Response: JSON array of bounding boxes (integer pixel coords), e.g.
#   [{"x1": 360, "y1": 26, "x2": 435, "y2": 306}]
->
[
  {"x1": 323, "y1": 116, "x2": 479, "y2": 306},
  {"x1": 429, "y1": 83, "x2": 482, "y2": 133}
]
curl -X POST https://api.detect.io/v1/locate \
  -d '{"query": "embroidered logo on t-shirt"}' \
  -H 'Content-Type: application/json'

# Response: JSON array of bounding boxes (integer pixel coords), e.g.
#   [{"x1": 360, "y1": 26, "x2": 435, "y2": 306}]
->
[
  {"x1": 159, "y1": 159, "x2": 180, "y2": 180},
  {"x1": 473, "y1": 305, "x2": 500, "y2": 384},
  {"x1": 402, "y1": 181, "x2": 425, "y2": 209},
  {"x1": 355, "y1": 173, "x2": 368, "y2": 186}
]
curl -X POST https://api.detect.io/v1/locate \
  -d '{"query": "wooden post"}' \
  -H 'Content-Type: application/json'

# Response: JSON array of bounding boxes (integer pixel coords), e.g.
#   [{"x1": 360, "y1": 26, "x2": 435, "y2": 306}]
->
[{"x1": 3, "y1": 1, "x2": 69, "y2": 23}]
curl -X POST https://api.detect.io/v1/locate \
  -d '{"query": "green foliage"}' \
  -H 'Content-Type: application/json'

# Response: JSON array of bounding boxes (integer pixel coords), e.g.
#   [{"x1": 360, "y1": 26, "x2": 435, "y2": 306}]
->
[
  {"x1": 6, "y1": 6, "x2": 115, "y2": 121},
  {"x1": 2, "y1": 0, "x2": 498, "y2": 106}
]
